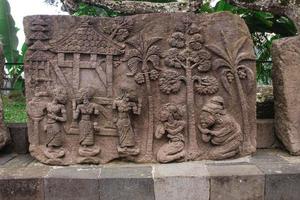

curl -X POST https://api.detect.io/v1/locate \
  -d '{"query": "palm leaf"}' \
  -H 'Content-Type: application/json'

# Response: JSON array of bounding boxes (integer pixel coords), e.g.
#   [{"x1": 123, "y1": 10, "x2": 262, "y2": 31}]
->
[
  {"x1": 147, "y1": 54, "x2": 160, "y2": 70},
  {"x1": 235, "y1": 52, "x2": 256, "y2": 66},
  {"x1": 127, "y1": 57, "x2": 141, "y2": 76},
  {"x1": 232, "y1": 37, "x2": 248, "y2": 60},
  {"x1": 206, "y1": 44, "x2": 230, "y2": 64},
  {"x1": 212, "y1": 58, "x2": 231, "y2": 71},
  {"x1": 145, "y1": 37, "x2": 162, "y2": 50},
  {"x1": 123, "y1": 49, "x2": 141, "y2": 61}
]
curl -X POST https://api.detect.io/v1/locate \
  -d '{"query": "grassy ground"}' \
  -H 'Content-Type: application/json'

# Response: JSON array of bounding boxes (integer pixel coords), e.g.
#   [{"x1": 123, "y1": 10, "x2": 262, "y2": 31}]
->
[{"x1": 2, "y1": 92, "x2": 27, "y2": 123}]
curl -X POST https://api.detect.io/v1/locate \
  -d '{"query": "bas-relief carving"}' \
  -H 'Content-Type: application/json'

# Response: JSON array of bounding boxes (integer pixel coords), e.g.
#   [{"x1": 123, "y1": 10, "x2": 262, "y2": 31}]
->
[{"x1": 24, "y1": 13, "x2": 256, "y2": 165}]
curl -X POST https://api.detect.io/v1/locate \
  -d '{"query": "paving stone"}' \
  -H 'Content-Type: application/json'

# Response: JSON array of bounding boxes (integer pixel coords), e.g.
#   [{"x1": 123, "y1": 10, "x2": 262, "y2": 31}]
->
[
  {"x1": 208, "y1": 164, "x2": 265, "y2": 200},
  {"x1": 257, "y1": 163, "x2": 300, "y2": 200},
  {"x1": 99, "y1": 166, "x2": 154, "y2": 200},
  {"x1": 44, "y1": 167, "x2": 101, "y2": 200},
  {"x1": 153, "y1": 163, "x2": 209, "y2": 200},
  {"x1": 0, "y1": 166, "x2": 50, "y2": 200},
  {"x1": 250, "y1": 149, "x2": 287, "y2": 164}
]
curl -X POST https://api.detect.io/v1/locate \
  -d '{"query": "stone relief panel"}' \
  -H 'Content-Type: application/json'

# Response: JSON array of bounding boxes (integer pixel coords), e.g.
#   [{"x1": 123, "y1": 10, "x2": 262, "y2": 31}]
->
[{"x1": 24, "y1": 13, "x2": 256, "y2": 165}]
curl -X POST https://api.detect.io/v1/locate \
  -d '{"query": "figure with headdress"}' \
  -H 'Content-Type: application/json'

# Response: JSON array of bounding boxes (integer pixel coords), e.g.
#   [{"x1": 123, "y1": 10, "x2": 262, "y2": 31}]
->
[
  {"x1": 198, "y1": 96, "x2": 242, "y2": 160},
  {"x1": 73, "y1": 87, "x2": 100, "y2": 159},
  {"x1": 113, "y1": 86, "x2": 142, "y2": 157},
  {"x1": 43, "y1": 86, "x2": 67, "y2": 159},
  {"x1": 155, "y1": 103, "x2": 186, "y2": 163}
]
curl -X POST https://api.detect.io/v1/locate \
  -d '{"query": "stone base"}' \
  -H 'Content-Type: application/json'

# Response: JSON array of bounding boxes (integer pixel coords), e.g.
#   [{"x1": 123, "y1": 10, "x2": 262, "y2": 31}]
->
[{"x1": 1, "y1": 149, "x2": 300, "y2": 200}]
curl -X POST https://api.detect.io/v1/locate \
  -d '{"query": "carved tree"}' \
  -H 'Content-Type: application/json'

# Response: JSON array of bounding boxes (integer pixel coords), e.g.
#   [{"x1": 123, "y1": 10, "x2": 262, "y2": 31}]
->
[
  {"x1": 159, "y1": 18, "x2": 216, "y2": 159},
  {"x1": 123, "y1": 35, "x2": 162, "y2": 161},
  {"x1": 206, "y1": 32, "x2": 256, "y2": 154}
]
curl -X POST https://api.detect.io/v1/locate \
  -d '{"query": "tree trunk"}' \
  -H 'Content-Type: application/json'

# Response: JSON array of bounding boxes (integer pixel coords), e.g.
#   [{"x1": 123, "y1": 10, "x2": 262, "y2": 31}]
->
[
  {"x1": 186, "y1": 67, "x2": 200, "y2": 160},
  {"x1": 142, "y1": 72, "x2": 154, "y2": 161},
  {"x1": 234, "y1": 72, "x2": 255, "y2": 154}
]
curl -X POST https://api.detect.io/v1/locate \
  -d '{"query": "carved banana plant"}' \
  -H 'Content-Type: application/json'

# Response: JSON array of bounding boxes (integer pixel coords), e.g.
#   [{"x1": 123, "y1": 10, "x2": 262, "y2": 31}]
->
[
  {"x1": 206, "y1": 32, "x2": 256, "y2": 153},
  {"x1": 123, "y1": 34, "x2": 162, "y2": 161}
]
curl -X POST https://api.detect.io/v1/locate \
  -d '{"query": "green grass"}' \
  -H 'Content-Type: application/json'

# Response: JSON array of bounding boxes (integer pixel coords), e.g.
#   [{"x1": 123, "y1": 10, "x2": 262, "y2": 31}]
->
[{"x1": 2, "y1": 93, "x2": 27, "y2": 123}]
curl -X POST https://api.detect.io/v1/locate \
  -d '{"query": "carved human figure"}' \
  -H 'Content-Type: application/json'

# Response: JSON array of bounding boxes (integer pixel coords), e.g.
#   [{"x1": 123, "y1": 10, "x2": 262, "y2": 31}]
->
[
  {"x1": 43, "y1": 86, "x2": 67, "y2": 159},
  {"x1": 155, "y1": 103, "x2": 186, "y2": 163},
  {"x1": 198, "y1": 96, "x2": 242, "y2": 160},
  {"x1": 73, "y1": 87, "x2": 100, "y2": 158},
  {"x1": 113, "y1": 87, "x2": 142, "y2": 157}
]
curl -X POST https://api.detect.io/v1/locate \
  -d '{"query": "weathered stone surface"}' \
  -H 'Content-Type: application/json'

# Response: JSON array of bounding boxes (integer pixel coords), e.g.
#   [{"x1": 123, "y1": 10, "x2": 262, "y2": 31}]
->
[
  {"x1": 257, "y1": 119, "x2": 277, "y2": 149},
  {"x1": 7, "y1": 123, "x2": 29, "y2": 154},
  {"x1": 257, "y1": 163, "x2": 300, "y2": 200},
  {"x1": 24, "y1": 12, "x2": 256, "y2": 165},
  {"x1": 208, "y1": 164, "x2": 265, "y2": 200},
  {"x1": 44, "y1": 167, "x2": 101, "y2": 200},
  {"x1": 272, "y1": 36, "x2": 300, "y2": 155},
  {"x1": 154, "y1": 163, "x2": 209, "y2": 200},
  {"x1": 99, "y1": 166, "x2": 154, "y2": 200},
  {"x1": 0, "y1": 44, "x2": 9, "y2": 150},
  {"x1": 0, "y1": 166, "x2": 49, "y2": 200}
]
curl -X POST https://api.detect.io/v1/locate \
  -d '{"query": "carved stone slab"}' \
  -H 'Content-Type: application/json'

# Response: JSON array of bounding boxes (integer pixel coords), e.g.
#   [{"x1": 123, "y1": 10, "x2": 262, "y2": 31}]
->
[
  {"x1": 0, "y1": 43, "x2": 9, "y2": 150},
  {"x1": 272, "y1": 36, "x2": 300, "y2": 155},
  {"x1": 24, "y1": 12, "x2": 256, "y2": 165}
]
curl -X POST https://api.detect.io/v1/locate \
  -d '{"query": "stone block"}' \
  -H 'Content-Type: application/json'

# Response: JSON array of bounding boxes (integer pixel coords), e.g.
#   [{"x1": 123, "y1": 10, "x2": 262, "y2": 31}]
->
[
  {"x1": 99, "y1": 166, "x2": 154, "y2": 200},
  {"x1": 153, "y1": 163, "x2": 209, "y2": 200},
  {"x1": 7, "y1": 123, "x2": 29, "y2": 154},
  {"x1": 24, "y1": 12, "x2": 256, "y2": 165},
  {"x1": 272, "y1": 36, "x2": 300, "y2": 155},
  {"x1": 208, "y1": 164, "x2": 265, "y2": 200},
  {"x1": 0, "y1": 166, "x2": 50, "y2": 200},
  {"x1": 44, "y1": 167, "x2": 101, "y2": 200},
  {"x1": 256, "y1": 119, "x2": 277, "y2": 149},
  {"x1": 257, "y1": 163, "x2": 300, "y2": 200}
]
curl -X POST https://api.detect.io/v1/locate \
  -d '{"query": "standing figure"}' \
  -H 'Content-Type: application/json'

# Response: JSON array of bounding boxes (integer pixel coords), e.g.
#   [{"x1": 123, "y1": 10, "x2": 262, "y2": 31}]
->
[
  {"x1": 155, "y1": 103, "x2": 186, "y2": 163},
  {"x1": 73, "y1": 87, "x2": 100, "y2": 159},
  {"x1": 43, "y1": 86, "x2": 67, "y2": 160},
  {"x1": 113, "y1": 87, "x2": 142, "y2": 157},
  {"x1": 198, "y1": 96, "x2": 242, "y2": 160}
]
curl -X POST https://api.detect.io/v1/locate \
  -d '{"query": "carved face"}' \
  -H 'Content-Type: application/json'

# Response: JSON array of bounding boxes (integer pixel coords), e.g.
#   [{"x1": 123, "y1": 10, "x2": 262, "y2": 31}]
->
[
  {"x1": 159, "y1": 109, "x2": 170, "y2": 122},
  {"x1": 199, "y1": 111, "x2": 215, "y2": 128}
]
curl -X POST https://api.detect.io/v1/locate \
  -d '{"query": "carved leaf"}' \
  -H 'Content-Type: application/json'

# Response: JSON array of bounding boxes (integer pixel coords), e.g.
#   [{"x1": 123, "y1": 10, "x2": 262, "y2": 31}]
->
[
  {"x1": 146, "y1": 37, "x2": 162, "y2": 49},
  {"x1": 221, "y1": 68, "x2": 233, "y2": 95},
  {"x1": 238, "y1": 65, "x2": 255, "y2": 94},
  {"x1": 212, "y1": 58, "x2": 231, "y2": 71},
  {"x1": 147, "y1": 45, "x2": 161, "y2": 58},
  {"x1": 147, "y1": 54, "x2": 160, "y2": 70},
  {"x1": 232, "y1": 37, "x2": 248, "y2": 59},
  {"x1": 125, "y1": 37, "x2": 141, "y2": 51},
  {"x1": 206, "y1": 44, "x2": 231, "y2": 65},
  {"x1": 235, "y1": 52, "x2": 256, "y2": 66},
  {"x1": 127, "y1": 57, "x2": 142, "y2": 76},
  {"x1": 123, "y1": 49, "x2": 141, "y2": 61}
]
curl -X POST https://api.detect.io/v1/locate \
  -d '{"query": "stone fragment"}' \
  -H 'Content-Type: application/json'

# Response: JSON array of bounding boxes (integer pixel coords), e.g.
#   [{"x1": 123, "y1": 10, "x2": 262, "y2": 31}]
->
[
  {"x1": 0, "y1": 43, "x2": 9, "y2": 150},
  {"x1": 208, "y1": 165, "x2": 265, "y2": 200},
  {"x1": 99, "y1": 167, "x2": 154, "y2": 200},
  {"x1": 272, "y1": 36, "x2": 300, "y2": 155},
  {"x1": 153, "y1": 163, "x2": 209, "y2": 200},
  {"x1": 7, "y1": 123, "x2": 29, "y2": 154},
  {"x1": 24, "y1": 12, "x2": 256, "y2": 165}
]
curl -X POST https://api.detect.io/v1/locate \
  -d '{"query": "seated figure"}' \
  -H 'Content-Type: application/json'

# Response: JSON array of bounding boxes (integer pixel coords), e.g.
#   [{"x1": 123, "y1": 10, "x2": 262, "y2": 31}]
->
[
  {"x1": 155, "y1": 103, "x2": 186, "y2": 163},
  {"x1": 198, "y1": 96, "x2": 242, "y2": 160}
]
